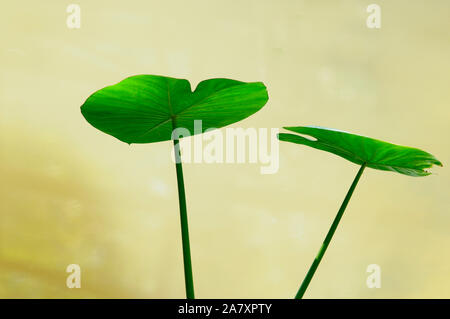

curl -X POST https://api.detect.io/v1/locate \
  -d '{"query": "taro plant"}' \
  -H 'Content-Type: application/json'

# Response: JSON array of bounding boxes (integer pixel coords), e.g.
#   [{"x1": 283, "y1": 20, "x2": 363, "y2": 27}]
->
[
  {"x1": 80, "y1": 74, "x2": 268, "y2": 298},
  {"x1": 278, "y1": 126, "x2": 442, "y2": 298}
]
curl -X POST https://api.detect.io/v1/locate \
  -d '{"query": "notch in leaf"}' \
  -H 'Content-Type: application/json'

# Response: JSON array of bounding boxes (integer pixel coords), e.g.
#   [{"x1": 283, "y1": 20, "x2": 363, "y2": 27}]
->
[
  {"x1": 278, "y1": 125, "x2": 442, "y2": 298},
  {"x1": 81, "y1": 75, "x2": 269, "y2": 298}
]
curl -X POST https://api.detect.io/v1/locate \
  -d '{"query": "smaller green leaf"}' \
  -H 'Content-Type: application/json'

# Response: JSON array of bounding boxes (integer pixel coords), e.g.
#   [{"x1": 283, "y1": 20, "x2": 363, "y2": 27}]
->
[{"x1": 278, "y1": 126, "x2": 442, "y2": 177}]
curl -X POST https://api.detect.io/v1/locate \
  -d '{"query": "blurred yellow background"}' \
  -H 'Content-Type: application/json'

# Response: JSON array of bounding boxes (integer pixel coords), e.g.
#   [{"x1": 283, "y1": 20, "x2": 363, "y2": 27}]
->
[{"x1": 1, "y1": 0, "x2": 449, "y2": 298}]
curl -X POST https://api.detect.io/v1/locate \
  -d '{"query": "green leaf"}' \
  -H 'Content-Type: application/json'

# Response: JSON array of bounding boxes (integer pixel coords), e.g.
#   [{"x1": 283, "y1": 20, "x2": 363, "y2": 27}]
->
[
  {"x1": 278, "y1": 126, "x2": 442, "y2": 177},
  {"x1": 81, "y1": 75, "x2": 268, "y2": 144}
]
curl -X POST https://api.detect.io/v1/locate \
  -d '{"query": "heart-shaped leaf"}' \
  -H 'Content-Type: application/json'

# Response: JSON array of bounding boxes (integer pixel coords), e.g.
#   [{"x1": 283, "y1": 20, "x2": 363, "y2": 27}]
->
[
  {"x1": 278, "y1": 126, "x2": 442, "y2": 177},
  {"x1": 81, "y1": 75, "x2": 269, "y2": 144}
]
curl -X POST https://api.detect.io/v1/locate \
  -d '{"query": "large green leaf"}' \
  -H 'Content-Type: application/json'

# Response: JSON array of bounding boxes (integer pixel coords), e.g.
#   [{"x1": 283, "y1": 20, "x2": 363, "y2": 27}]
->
[
  {"x1": 80, "y1": 75, "x2": 268, "y2": 144},
  {"x1": 278, "y1": 126, "x2": 442, "y2": 177}
]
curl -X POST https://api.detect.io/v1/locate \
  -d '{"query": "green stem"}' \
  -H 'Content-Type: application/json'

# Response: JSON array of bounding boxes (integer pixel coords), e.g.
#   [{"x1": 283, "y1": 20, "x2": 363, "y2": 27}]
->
[
  {"x1": 295, "y1": 162, "x2": 367, "y2": 299},
  {"x1": 173, "y1": 138, "x2": 195, "y2": 299}
]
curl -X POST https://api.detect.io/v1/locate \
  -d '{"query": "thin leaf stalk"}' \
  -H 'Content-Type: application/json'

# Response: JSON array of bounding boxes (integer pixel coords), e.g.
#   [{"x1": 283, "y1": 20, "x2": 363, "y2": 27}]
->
[{"x1": 295, "y1": 162, "x2": 367, "y2": 299}]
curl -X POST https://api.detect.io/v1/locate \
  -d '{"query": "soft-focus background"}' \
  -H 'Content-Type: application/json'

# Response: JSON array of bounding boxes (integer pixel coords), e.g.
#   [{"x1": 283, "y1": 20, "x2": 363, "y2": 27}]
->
[{"x1": 1, "y1": 0, "x2": 449, "y2": 298}]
